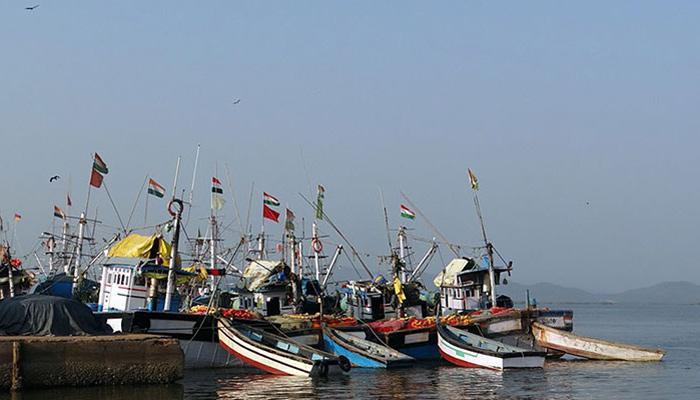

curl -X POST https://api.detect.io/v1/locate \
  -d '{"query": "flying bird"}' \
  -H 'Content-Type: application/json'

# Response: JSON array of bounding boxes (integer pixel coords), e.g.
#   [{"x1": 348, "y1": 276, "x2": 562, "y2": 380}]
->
[
  {"x1": 25, "y1": 5, "x2": 40, "y2": 10},
  {"x1": 49, "y1": 175, "x2": 60, "y2": 182},
  {"x1": 233, "y1": 98, "x2": 241, "y2": 105}
]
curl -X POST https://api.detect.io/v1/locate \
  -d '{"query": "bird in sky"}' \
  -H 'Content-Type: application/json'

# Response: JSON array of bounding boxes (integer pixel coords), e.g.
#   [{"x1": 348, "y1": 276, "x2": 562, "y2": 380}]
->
[
  {"x1": 49, "y1": 175, "x2": 60, "y2": 182},
  {"x1": 25, "y1": 5, "x2": 40, "y2": 10},
  {"x1": 233, "y1": 98, "x2": 241, "y2": 105}
]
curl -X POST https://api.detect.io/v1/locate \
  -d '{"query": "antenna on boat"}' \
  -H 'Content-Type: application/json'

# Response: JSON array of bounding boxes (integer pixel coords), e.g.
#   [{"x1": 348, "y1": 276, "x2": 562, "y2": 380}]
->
[{"x1": 185, "y1": 144, "x2": 200, "y2": 225}]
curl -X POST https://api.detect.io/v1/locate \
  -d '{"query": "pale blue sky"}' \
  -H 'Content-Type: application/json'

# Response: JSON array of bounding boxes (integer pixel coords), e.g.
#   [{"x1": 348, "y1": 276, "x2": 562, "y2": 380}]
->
[{"x1": 1, "y1": 1, "x2": 698, "y2": 292}]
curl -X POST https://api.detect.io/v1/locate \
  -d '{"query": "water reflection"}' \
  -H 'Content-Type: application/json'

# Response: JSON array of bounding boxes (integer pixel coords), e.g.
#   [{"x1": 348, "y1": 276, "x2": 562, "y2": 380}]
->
[{"x1": 3, "y1": 383, "x2": 183, "y2": 400}]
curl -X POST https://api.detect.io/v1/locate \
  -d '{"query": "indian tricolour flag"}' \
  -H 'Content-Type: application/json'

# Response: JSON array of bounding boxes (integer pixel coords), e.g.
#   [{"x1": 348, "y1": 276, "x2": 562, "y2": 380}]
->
[
  {"x1": 400, "y1": 204, "x2": 415, "y2": 220},
  {"x1": 263, "y1": 192, "x2": 280, "y2": 207},
  {"x1": 147, "y1": 178, "x2": 166, "y2": 198}
]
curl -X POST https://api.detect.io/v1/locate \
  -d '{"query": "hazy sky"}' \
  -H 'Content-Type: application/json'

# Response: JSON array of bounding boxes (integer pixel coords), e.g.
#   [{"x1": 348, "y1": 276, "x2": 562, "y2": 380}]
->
[{"x1": 1, "y1": 1, "x2": 698, "y2": 293}]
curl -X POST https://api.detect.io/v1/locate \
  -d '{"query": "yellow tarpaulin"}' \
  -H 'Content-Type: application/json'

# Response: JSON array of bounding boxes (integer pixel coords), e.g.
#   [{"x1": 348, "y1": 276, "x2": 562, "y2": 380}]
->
[
  {"x1": 393, "y1": 276, "x2": 406, "y2": 304},
  {"x1": 107, "y1": 234, "x2": 173, "y2": 266},
  {"x1": 183, "y1": 263, "x2": 208, "y2": 282}
]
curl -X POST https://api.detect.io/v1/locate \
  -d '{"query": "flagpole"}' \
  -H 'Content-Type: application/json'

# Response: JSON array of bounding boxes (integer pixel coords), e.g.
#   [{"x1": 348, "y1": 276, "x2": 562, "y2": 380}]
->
[
  {"x1": 145, "y1": 182, "x2": 149, "y2": 226},
  {"x1": 84, "y1": 153, "x2": 94, "y2": 217}
]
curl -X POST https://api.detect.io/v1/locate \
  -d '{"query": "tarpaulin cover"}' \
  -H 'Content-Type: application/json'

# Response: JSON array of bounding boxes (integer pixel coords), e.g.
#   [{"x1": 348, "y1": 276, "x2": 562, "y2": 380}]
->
[
  {"x1": 0, "y1": 295, "x2": 112, "y2": 336},
  {"x1": 107, "y1": 234, "x2": 173, "y2": 266},
  {"x1": 242, "y1": 260, "x2": 283, "y2": 291},
  {"x1": 433, "y1": 258, "x2": 476, "y2": 287}
]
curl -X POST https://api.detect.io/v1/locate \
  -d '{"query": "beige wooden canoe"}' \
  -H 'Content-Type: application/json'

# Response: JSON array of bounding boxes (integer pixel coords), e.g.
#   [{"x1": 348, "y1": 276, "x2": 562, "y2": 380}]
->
[{"x1": 531, "y1": 322, "x2": 665, "y2": 361}]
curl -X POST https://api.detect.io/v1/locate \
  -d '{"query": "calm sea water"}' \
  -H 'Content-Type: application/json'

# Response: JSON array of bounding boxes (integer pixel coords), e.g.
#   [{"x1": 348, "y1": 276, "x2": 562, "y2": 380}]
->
[{"x1": 4, "y1": 303, "x2": 699, "y2": 400}]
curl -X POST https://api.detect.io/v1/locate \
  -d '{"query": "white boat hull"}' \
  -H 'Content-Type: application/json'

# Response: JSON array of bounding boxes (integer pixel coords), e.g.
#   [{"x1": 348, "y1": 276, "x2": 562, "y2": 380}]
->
[
  {"x1": 531, "y1": 322, "x2": 665, "y2": 361},
  {"x1": 437, "y1": 333, "x2": 543, "y2": 370}
]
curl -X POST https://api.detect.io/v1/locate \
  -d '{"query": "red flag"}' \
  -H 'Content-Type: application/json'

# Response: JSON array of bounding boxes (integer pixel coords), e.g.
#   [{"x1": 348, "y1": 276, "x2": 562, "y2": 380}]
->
[
  {"x1": 263, "y1": 204, "x2": 280, "y2": 222},
  {"x1": 89, "y1": 169, "x2": 104, "y2": 188}
]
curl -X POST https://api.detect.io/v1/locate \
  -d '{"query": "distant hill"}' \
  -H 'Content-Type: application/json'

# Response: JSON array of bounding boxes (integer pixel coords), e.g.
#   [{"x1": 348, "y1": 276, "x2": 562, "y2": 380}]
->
[
  {"x1": 608, "y1": 281, "x2": 700, "y2": 305},
  {"x1": 498, "y1": 281, "x2": 700, "y2": 305}
]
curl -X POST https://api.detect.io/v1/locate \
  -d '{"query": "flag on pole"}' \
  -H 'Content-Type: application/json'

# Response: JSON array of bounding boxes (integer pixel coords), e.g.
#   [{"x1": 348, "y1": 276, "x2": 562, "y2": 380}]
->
[
  {"x1": 211, "y1": 177, "x2": 225, "y2": 210},
  {"x1": 53, "y1": 206, "x2": 66, "y2": 219},
  {"x1": 400, "y1": 204, "x2": 416, "y2": 220},
  {"x1": 67, "y1": 194, "x2": 72, "y2": 207},
  {"x1": 89, "y1": 153, "x2": 108, "y2": 188},
  {"x1": 468, "y1": 168, "x2": 479, "y2": 191},
  {"x1": 285, "y1": 208, "x2": 295, "y2": 231},
  {"x1": 14, "y1": 213, "x2": 21, "y2": 221},
  {"x1": 93, "y1": 153, "x2": 109, "y2": 174},
  {"x1": 315, "y1": 185, "x2": 325, "y2": 219},
  {"x1": 263, "y1": 192, "x2": 280, "y2": 207},
  {"x1": 147, "y1": 178, "x2": 166, "y2": 198},
  {"x1": 263, "y1": 205, "x2": 280, "y2": 222}
]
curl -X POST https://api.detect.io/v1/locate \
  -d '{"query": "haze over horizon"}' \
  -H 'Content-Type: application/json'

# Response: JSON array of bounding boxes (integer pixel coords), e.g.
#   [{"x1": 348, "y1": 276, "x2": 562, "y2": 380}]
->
[{"x1": 1, "y1": 2, "x2": 698, "y2": 293}]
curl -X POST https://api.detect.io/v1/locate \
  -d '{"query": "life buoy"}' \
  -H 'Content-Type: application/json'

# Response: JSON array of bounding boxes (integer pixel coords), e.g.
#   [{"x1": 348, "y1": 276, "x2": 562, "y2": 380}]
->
[
  {"x1": 312, "y1": 238, "x2": 323, "y2": 253},
  {"x1": 167, "y1": 199, "x2": 183, "y2": 217}
]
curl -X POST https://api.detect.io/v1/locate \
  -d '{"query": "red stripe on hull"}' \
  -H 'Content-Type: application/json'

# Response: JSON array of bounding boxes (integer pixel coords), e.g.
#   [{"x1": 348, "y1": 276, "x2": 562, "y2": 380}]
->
[
  {"x1": 219, "y1": 338, "x2": 294, "y2": 375},
  {"x1": 438, "y1": 347, "x2": 499, "y2": 371}
]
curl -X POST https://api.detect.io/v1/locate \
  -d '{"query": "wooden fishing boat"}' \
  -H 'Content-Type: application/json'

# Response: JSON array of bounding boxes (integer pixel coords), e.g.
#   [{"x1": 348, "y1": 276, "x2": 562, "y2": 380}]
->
[
  {"x1": 531, "y1": 322, "x2": 665, "y2": 361},
  {"x1": 217, "y1": 317, "x2": 351, "y2": 377},
  {"x1": 322, "y1": 326, "x2": 414, "y2": 368},
  {"x1": 437, "y1": 322, "x2": 546, "y2": 370}
]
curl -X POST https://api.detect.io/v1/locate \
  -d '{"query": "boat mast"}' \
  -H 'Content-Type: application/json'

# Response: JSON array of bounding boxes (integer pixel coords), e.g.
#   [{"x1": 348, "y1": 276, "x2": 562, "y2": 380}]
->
[
  {"x1": 312, "y1": 221, "x2": 320, "y2": 281},
  {"x1": 469, "y1": 169, "x2": 497, "y2": 308},
  {"x1": 164, "y1": 156, "x2": 182, "y2": 311},
  {"x1": 398, "y1": 226, "x2": 407, "y2": 282},
  {"x1": 72, "y1": 212, "x2": 87, "y2": 293},
  {"x1": 61, "y1": 220, "x2": 70, "y2": 274},
  {"x1": 210, "y1": 212, "x2": 217, "y2": 292}
]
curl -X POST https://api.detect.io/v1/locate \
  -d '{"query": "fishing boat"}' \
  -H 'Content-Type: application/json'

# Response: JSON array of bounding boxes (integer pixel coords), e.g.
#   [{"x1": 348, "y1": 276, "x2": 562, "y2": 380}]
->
[
  {"x1": 322, "y1": 325, "x2": 414, "y2": 368},
  {"x1": 217, "y1": 317, "x2": 351, "y2": 377},
  {"x1": 531, "y1": 322, "x2": 665, "y2": 361},
  {"x1": 437, "y1": 321, "x2": 546, "y2": 370}
]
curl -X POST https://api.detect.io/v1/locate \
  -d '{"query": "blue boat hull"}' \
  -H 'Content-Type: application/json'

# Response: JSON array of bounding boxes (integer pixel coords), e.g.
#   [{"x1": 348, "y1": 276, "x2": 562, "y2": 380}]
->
[{"x1": 323, "y1": 334, "x2": 386, "y2": 368}]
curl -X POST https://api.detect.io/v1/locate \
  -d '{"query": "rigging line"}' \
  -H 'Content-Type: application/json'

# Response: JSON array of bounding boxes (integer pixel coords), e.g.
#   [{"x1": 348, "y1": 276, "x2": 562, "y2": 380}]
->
[
  {"x1": 224, "y1": 163, "x2": 244, "y2": 234},
  {"x1": 185, "y1": 144, "x2": 201, "y2": 226},
  {"x1": 300, "y1": 193, "x2": 374, "y2": 280},
  {"x1": 298, "y1": 145, "x2": 314, "y2": 201},
  {"x1": 102, "y1": 181, "x2": 127, "y2": 234},
  {"x1": 125, "y1": 175, "x2": 148, "y2": 233},
  {"x1": 491, "y1": 244, "x2": 509, "y2": 266},
  {"x1": 341, "y1": 249, "x2": 363, "y2": 281},
  {"x1": 244, "y1": 181, "x2": 255, "y2": 236},
  {"x1": 400, "y1": 191, "x2": 460, "y2": 257}
]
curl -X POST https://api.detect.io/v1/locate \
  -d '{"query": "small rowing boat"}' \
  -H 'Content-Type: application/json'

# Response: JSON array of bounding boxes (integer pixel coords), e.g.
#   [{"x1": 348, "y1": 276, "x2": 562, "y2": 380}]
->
[
  {"x1": 322, "y1": 326, "x2": 414, "y2": 368},
  {"x1": 437, "y1": 322, "x2": 546, "y2": 370},
  {"x1": 217, "y1": 317, "x2": 351, "y2": 377},
  {"x1": 531, "y1": 322, "x2": 665, "y2": 361}
]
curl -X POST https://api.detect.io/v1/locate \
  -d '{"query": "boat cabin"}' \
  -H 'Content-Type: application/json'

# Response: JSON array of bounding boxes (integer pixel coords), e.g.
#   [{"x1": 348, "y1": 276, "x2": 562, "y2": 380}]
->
[
  {"x1": 339, "y1": 281, "x2": 386, "y2": 321},
  {"x1": 435, "y1": 257, "x2": 510, "y2": 314},
  {"x1": 97, "y1": 263, "x2": 195, "y2": 312}
]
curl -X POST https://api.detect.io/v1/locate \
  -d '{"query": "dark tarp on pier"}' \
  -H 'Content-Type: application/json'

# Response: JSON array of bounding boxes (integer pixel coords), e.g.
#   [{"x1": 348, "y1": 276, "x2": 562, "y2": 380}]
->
[{"x1": 0, "y1": 294, "x2": 112, "y2": 336}]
